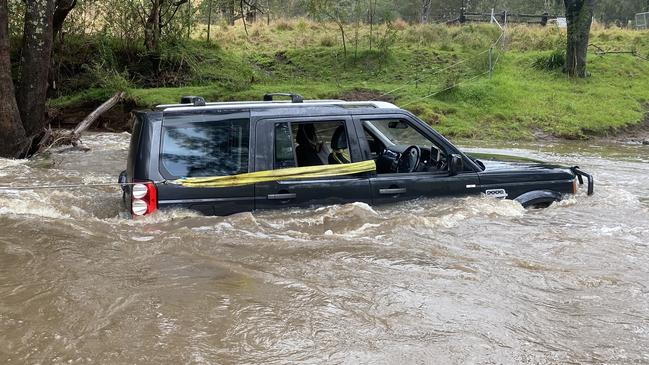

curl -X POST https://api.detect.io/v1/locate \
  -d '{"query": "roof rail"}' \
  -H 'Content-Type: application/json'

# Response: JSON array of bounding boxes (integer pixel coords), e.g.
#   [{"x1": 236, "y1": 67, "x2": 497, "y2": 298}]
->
[
  {"x1": 157, "y1": 100, "x2": 399, "y2": 112},
  {"x1": 180, "y1": 96, "x2": 206, "y2": 106},
  {"x1": 263, "y1": 93, "x2": 303, "y2": 103},
  {"x1": 154, "y1": 95, "x2": 399, "y2": 111}
]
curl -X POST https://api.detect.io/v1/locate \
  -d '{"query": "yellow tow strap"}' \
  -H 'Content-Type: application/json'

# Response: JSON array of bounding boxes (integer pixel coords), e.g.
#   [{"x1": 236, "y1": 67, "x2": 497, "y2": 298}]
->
[{"x1": 175, "y1": 160, "x2": 376, "y2": 188}]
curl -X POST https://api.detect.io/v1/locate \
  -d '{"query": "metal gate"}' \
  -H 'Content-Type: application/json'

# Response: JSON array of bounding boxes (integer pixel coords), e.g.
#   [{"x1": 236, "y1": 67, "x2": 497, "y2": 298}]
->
[{"x1": 637, "y1": 12, "x2": 649, "y2": 30}]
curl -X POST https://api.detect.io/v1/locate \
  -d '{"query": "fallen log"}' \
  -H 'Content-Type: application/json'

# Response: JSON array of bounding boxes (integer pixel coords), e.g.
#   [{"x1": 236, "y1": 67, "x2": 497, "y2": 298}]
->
[
  {"x1": 35, "y1": 91, "x2": 125, "y2": 154},
  {"x1": 72, "y1": 91, "x2": 125, "y2": 138}
]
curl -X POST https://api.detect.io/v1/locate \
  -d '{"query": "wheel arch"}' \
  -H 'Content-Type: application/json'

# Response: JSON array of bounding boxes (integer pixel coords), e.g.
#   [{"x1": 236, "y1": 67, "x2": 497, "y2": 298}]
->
[{"x1": 514, "y1": 190, "x2": 563, "y2": 208}]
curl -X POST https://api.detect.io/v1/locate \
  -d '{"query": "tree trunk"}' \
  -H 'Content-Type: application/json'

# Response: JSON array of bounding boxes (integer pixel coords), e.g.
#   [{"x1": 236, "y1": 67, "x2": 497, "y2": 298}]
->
[
  {"x1": 72, "y1": 92, "x2": 124, "y2": 138},
  {"x1": 564, "y1": 0, "x2": 595, "y2": 77},
  {"x1": 144, "y1": 0, "x2": 161, "y2": 51},
  {"x1": 16, "y1": 0, "x2": 56, "y2": 137},
  {"x1": 0, "y1": 0, "x2": 28, "y2": 158},
  {"x1": 53, "y1": 0, "x2": 77, "y2": 38},
  {"x1": 337, "y1": 21, "x2": 346, "y2": 58},
  {"x1": 421, "y1": 0, "x2": 432, "y2": 23},
  {"x1": 50, "y1": 0, "x2": 77, "y2": 97},
  {"x1": 368, "y1": 0, "x2": 374, "y2": 51}
]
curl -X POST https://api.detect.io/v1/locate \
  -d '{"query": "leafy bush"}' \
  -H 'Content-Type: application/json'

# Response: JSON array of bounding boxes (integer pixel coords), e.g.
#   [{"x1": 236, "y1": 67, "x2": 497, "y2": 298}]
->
[
  {"x1": 377, "y1": 21, "x2": 399, "y2": 61},
  {"x1": 87, "y1": 63, "x2": 133, "y2": 92}
]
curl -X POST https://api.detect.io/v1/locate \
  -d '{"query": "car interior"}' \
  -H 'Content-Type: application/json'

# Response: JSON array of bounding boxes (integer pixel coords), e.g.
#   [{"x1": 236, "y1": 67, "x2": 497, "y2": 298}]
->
[
  {"x1": 276, "y1": 119, "x2": 449, "y2": 175},
  {"x1": 276, "y1": 121, "x2": 351, "y2": 168},
  {"x1": 362, "y1": 119, "x2": 449, "y2": 174}
]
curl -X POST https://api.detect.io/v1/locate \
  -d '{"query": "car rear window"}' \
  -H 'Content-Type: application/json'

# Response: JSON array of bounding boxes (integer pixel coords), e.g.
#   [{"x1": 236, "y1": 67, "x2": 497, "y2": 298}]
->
[{"x1": 161, "y1": 119, "x2": 250, "y2": 177}]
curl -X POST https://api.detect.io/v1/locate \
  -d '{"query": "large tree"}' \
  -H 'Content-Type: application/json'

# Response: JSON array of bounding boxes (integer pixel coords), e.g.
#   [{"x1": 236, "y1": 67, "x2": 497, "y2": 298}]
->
[
  {"x1": 0, "y1": 0, "x2": 27, "y2": 158},
  {"x1": 564, "y1": 0, "x2": 595, "y2": 77},
  {"x1": 16, "y1": 0, "x2": 55, "y2": 136},
  {"x1": 0, "y1": 0, "x2": 75, "y2": 158}
]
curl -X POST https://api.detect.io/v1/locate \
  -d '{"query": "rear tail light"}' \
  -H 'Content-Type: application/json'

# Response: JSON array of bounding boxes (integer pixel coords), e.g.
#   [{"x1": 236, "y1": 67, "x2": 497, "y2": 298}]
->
[{"x1": 131, "y1": 181, "x2": 157, "y2": 216}]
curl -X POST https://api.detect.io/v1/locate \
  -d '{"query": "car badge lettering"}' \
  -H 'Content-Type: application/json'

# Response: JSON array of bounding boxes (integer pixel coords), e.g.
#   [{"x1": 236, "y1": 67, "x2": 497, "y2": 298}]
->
[{"x1": 485, "y1": 189, "x2": 508, "y2": 199}]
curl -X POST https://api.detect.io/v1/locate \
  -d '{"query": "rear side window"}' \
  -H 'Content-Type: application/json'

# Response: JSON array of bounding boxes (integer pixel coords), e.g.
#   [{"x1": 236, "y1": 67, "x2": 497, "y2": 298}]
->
[
  {"x1": 274, "y1": 122, "x2": 297, "y2": 169},
  {"x1": 272, "y1": 120, "x2": 349, "y2": 168},
  {"x1": 161, "y1": 119, "x2": 250, "y2": 177}
]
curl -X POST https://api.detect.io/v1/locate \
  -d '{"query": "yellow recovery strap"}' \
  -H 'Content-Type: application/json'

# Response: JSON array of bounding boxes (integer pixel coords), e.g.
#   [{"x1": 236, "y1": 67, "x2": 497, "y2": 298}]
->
[{"x1": 175, "y1": 160, "x2": 376, "y2": 188}]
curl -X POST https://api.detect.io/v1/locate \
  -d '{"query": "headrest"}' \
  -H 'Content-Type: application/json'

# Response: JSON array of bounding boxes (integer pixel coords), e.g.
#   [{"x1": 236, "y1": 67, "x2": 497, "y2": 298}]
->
[
  {"x1": 330, "y1": 125, "x2": 348, "y2": 150},
  {"x1": 297, "y1": 124, "x2": 318, "y2": 146}
]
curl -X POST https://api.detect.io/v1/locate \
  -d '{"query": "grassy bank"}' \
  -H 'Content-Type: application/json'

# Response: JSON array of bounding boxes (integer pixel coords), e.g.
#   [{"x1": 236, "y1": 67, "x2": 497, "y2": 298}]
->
[{"x1": 49, "y1": 20, "x2": 649, "y2": 140}]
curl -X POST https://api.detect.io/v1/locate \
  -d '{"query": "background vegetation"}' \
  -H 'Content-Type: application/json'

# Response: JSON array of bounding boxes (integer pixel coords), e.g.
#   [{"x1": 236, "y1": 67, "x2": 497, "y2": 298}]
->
[{"x1": 8, "y1": 0, "x2": 649, "y2": 140}]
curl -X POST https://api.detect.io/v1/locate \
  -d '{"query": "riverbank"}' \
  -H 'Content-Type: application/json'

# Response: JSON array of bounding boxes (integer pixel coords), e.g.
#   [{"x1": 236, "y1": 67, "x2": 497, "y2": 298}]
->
[{"x1": 47, "y1": 21, "x2": 649, "y2": 140}]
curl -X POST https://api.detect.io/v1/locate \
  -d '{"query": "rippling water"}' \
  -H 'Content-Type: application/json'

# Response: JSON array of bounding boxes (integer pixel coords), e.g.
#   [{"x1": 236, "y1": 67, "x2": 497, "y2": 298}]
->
[{"x1": 1, "y1": 134, "x2": 649, "y2": 364}]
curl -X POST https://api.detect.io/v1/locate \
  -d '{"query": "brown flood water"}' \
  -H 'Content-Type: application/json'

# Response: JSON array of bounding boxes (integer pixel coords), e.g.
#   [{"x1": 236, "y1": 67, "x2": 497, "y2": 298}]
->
[{"x1": 1, "y1": 133, "x2": 649, "y2": 364}]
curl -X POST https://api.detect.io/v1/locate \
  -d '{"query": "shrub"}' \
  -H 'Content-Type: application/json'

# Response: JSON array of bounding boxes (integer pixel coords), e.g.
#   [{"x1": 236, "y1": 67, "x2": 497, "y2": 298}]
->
[
  {"x1": 319, "y1": 35, "x2": 336, "y2": 47},
  {"x1": 377, "y1": 21, "x2": 399, "y2": 60},
  {"x1": 533, "y1": 50, "x2": 566, "y2": 71},
  {"x1": 275, "y1": 19, "x2": 293, "y2": 31},
  {"x1": 86, "y1": 63, "x2": 133, "y2": 92}
]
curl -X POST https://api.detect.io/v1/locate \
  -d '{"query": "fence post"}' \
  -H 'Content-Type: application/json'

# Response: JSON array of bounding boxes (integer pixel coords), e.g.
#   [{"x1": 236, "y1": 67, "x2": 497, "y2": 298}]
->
[
  {"x1": 488, "y1": 47, "x2": 493, "y2": 79},
  {"x1": 490, "y1": 9, "x2": 494, "y2": 23}
]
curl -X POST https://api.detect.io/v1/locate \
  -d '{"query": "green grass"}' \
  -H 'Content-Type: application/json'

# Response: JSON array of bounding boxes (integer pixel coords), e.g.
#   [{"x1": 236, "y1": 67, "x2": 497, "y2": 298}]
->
[{"x1": 49, "y1": 20, "x2": 649, "y2": 140}]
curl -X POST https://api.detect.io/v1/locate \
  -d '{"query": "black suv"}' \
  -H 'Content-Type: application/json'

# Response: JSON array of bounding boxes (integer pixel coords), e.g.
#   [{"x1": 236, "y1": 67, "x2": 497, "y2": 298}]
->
[{"x1": 119, "y1": 93, "x2": 593, "y2": 217}]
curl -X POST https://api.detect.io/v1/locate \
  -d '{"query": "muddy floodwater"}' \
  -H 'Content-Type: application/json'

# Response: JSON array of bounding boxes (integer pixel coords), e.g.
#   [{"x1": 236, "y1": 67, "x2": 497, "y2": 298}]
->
[{"x1": 1, "y1": 133, "x2": 649, "y2": 364}]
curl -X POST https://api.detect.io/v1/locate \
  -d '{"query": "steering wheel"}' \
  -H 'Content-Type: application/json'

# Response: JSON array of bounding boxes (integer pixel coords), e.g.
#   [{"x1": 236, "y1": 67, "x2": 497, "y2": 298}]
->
[{"x1": 397, "y1": 146, "x2": 421, "y2": 173}]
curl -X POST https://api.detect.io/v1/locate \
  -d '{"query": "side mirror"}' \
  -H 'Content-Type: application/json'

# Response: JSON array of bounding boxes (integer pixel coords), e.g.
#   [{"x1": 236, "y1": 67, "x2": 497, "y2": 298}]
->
[{"x1": 449, "y1": 154, "x2": 464, "y2": 176}]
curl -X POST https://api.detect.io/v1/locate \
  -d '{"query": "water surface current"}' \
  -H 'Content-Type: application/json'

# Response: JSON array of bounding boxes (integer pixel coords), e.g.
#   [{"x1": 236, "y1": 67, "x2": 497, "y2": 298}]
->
[{"x1": 1, "y1": 134, "x2": 648, "y2": 364}]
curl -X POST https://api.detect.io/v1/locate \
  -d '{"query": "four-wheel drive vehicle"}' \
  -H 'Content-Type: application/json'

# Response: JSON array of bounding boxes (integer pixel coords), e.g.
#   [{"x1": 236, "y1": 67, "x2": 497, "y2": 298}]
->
[{"x1": 119, "y1": 94, "x2": 593, "y2": 217}]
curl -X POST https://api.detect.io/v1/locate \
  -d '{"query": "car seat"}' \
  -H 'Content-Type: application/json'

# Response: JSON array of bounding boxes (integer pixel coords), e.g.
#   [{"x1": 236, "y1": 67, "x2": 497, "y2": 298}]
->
[
  {"x1": 296, "y1": 124, "x2": 327, "y2": 166},
  {"x1": 328, "y1": 126, "x2": 350, "y2": 164}
]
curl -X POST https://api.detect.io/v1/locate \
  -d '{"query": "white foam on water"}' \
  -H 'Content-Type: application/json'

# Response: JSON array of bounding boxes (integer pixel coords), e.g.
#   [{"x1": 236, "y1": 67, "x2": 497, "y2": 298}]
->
[
  {"x1": 0, "y1": 194, "x2": 70, "y2": 219},
  {"x1": 0, "y1": 158, "x2": 27, "y2": 170},
  {"x1": 127, "y1": 208, "x2": 204, "y2": 224},
  {"x1": 132, "y1": 236, "x2": 156, "y2": 242},
  {"x1": 401, "y1": 197, "x2": 525, "y2": 230}
]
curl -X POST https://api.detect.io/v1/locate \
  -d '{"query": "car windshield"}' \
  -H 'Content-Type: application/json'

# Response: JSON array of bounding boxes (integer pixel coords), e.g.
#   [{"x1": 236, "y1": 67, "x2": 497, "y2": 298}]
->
[{"x1": 364, "y1": 119, "x2": 431, "y2": 147}]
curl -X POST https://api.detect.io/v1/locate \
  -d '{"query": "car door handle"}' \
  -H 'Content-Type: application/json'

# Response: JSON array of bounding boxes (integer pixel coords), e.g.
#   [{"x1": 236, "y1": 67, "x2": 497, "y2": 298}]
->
[
  {"x1": 267, "y1": 193, "x2": 297, "y2": 200},
  {"x1": 379, "y1": 188, "x2": 407, "y2": 195}
]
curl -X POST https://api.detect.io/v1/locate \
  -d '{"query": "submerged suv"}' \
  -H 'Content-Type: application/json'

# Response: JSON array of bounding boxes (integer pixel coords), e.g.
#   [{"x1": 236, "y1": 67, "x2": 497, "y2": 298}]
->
[{"x1": 119, "y1": 93, "x2": 593, "y2": 217}]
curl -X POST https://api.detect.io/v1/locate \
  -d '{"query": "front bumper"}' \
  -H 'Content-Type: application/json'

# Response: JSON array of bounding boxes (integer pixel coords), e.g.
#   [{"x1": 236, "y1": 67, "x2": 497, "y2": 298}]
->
[{"x1": 571, "y1": 166, "x2": 594, "y2": 195}]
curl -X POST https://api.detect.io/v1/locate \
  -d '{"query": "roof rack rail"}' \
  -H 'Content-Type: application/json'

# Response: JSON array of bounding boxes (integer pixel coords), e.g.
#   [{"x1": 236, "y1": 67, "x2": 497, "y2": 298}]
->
[
  {"x1": 154, "y1": 98, "x2": 399, "y2": 111},
  {"x1": 180, "y1": 96, "x2": 206, "y2": 106},
  {"x1": 263, "y1": 93, "x2": 303, "y2": 103}
]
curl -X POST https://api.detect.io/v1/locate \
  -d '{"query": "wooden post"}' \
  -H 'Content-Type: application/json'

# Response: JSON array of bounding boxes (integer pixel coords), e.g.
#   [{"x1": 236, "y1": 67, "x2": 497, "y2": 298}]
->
[
  {"x1": 207, "y1": 0, "x2": 213, "y2": 42},
  {"x1": 488, "y1": 47, "x2": 493, "y2": 79},
  {"x1": 187, "y1": 0, "x2": 192, "y2": 39}
]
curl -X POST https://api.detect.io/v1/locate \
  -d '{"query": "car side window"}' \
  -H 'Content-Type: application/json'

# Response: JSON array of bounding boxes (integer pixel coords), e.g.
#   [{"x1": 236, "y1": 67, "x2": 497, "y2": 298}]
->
[
  {"x1": 274, "y1": 122, "x2": 297, "y2": 169},
  {"x1": 362, "y1": 119, "x2": 448, "y2": 175},
  {"x1": 161, "y1": 118, "x2": 250, "y2": 177},
  {"x1": 363, "y1": 119, "x2": 432, "y2": 147},
  {"x1": 273, "y1": 121, "x2": 351, "y2": 169}
]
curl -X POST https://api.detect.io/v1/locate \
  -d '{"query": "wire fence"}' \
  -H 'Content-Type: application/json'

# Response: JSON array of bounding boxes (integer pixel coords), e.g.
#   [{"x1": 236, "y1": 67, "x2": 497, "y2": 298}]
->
[{"x1": 373, "y1": 23, "x2": 507, "y2": 108}]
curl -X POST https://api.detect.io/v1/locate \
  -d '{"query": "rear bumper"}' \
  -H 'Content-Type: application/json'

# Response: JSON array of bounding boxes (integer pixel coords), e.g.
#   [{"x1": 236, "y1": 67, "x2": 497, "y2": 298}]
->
[{"x1": 571, "y1": 166, "x2": 594, "y2": 195}]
